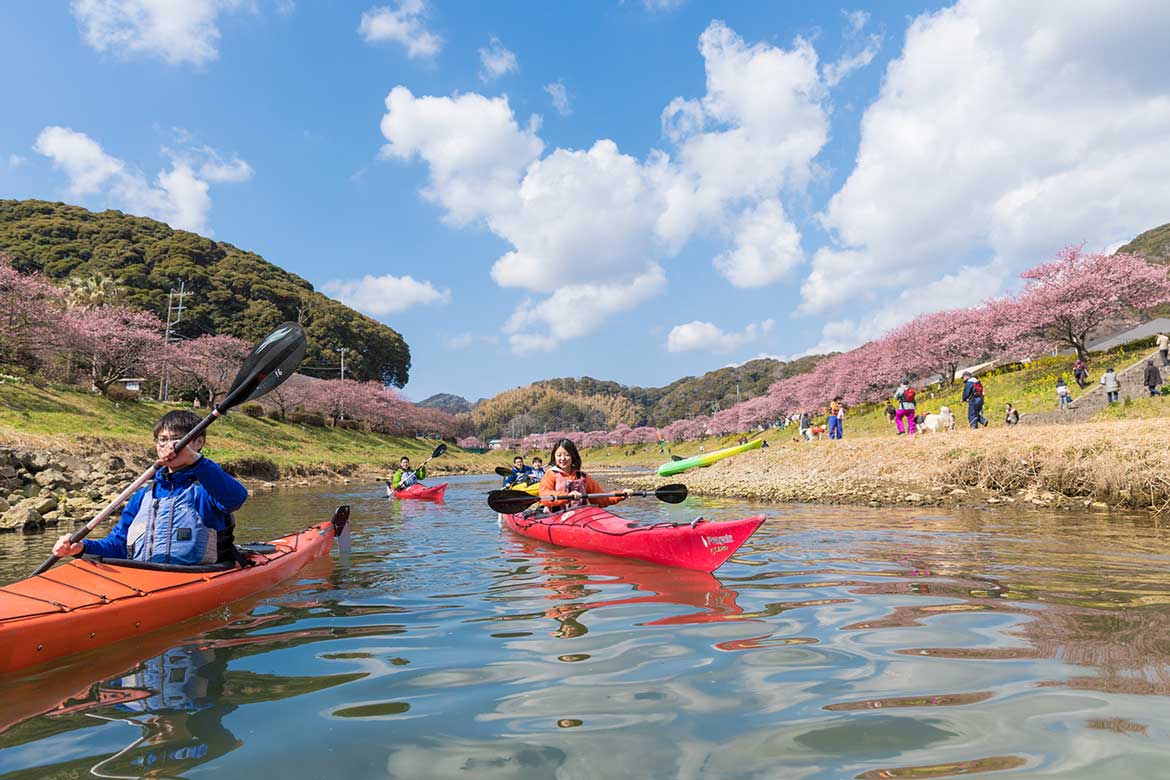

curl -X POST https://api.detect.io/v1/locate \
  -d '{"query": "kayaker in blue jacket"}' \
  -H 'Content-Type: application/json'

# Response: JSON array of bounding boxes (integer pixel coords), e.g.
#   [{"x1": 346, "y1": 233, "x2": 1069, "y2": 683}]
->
[
  {"x1": 502, "y1": 455, "x2": 534, "y2": 487},
  {"x1": 52, "y1": 411, "x2": 248, "y2": 566},
  {"x1": 529, "y1": 457, "x2": 545, "y2": 480}
]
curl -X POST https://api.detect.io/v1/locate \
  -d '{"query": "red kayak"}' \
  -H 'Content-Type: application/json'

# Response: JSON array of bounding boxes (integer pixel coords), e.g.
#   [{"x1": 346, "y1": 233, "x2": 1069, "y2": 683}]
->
[
  {"x1": 388, "y1": 482, "x2": 448, "y2": 500},
  {"x1": 499, "y1": 505, "x2": 764, "y2": 572},
  {"x1": 0, "y1": 507, "x2": 349, "y2": 676}
]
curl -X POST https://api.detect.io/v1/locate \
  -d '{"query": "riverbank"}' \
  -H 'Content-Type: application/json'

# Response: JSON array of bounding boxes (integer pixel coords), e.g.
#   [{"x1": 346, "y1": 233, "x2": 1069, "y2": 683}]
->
[{"x1": 618, "y1": 418, "x2": 1170, "y2": 514}]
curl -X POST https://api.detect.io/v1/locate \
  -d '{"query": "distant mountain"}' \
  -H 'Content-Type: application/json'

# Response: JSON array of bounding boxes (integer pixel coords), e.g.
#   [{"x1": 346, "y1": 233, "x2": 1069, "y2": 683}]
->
[
  {"x1": 417, "y1": 393, "x2": 472, "y2": 414},
  {"x1": 470, "y1": 355, "x2": 826, "y2": 439},
  {"x1": 1117, "y1": 222, "x2": 1170, "y2": 265},
  {"x1": 0, "y1": 199, "x2": 411, "y2": 386}
]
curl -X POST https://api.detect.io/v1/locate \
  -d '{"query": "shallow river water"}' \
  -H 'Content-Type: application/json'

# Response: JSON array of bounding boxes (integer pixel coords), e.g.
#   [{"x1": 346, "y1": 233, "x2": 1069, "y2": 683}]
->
[{"x1": 3, "y1": 473, "x2": 1170, "y2": 779}]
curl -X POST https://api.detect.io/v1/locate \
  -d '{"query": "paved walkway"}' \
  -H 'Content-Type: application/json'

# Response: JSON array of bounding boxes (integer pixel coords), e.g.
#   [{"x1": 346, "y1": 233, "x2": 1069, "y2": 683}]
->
[{"x1": 1020, "y1": 347, "x2": 1163, "y2": 425}]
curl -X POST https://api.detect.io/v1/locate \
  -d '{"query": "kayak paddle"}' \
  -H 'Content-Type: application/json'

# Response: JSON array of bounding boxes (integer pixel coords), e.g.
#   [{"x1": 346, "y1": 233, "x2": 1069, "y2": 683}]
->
[
  {"x1": 487, "y1": 484, "x2": 688, "y2": 515},
  {"x1": 32, "y1": 322, "x2": 307, "y2": 576},
  {"x1": 494, "y1": 466, "x2": 513, "y2": 478},
  {"x1": 414, "y1": 443, "x2": 446, "y2": 475}
]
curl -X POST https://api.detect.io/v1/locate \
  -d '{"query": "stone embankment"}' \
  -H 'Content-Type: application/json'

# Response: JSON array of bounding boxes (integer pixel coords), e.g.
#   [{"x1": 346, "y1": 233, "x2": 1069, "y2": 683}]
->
[
  {"x1": 0, "y1": 446, "x2": 141, "y2": 532},
  {"x1": 619, "y1": 418, "x2": 1170, "y2": 515}
]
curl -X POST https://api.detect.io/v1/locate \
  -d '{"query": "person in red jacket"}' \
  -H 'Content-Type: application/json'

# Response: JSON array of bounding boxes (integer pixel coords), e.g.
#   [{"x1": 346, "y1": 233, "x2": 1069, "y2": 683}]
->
[{"x1": 539, "y1": 438, "x2": 632, "y2": 511}]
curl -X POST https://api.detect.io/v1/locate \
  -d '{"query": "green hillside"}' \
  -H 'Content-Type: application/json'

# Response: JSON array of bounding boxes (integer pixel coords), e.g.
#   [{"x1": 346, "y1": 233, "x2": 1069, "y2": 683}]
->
[
  {"x1": 470, "y1": 354, "x2": 827, "y2": 437},
  {"x1": 1117, "y1": 222, "x2": 1170, "y2": 265},
  {"x1": 0, "y1": 199, "x2": 410, "y2": 386}
]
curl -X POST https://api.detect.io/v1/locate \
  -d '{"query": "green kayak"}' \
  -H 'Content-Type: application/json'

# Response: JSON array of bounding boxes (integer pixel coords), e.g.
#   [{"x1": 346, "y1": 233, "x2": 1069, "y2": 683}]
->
[{"x1": 656, "y1": 439, "x2": 763, "y2": 477}]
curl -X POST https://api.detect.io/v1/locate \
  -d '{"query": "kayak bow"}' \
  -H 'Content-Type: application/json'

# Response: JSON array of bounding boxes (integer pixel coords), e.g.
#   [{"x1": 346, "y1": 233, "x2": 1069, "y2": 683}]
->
[
  {"x1": 499, "y1": 505, "x2": 763, "y2": 572},
  {"x1": 389, "y1": 482, "x2": 448, "y2": 500},
  {"x1": 0, "y1": 506, "x2": 350, "y2": 675}
]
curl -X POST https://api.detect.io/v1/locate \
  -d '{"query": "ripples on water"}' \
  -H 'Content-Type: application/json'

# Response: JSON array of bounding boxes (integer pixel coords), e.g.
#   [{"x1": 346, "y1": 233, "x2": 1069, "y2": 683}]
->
[{"x1": 3, "y1": 474, "x2": 1170, "y2": 778}]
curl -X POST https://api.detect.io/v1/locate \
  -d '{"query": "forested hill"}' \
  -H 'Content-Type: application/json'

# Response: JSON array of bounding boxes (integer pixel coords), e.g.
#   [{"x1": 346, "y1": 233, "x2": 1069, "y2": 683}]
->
[
  {"x1": 0, "y1": 200, "x2": 410, "y2": 386},
  {"x1": 418, "y1": 393, "x2": 473, "y2": 414},
  {"x1": 1118, "y1": 222, "x2": 1170, "y2": 265},
  {"x1": 469, "y1": 355, "x2": 826, "y2": 438}
]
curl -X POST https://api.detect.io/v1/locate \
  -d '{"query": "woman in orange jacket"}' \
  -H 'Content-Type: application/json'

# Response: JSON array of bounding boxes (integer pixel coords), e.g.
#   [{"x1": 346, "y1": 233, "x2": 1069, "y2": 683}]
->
[{"x1": 539, "y1": 438, "x2": 632, "y2": 511}]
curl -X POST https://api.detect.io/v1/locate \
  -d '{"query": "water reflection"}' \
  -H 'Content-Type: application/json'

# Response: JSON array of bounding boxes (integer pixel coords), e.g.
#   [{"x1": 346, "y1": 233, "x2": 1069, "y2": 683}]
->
[
  {"x1": 505, "y1": 540, "x2": 749, "y2": 638},
  {"x1": 5, "y1": 480, "x2": 1170, "y2": 778},
  {"x1": 0, "y1": 640, "x2": 365, "y2": 778}
]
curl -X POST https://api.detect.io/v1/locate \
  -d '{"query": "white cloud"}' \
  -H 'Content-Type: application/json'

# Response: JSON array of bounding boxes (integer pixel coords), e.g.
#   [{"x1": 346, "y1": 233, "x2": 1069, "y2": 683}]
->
[
  {"x1": 822, "y1": 9, "x2": 881, "y2": 87},
  {"x1": 194, "y1": 147, "x2": 253, "y2": 182},
  {"x1": 655, "y1": 22, "x2": 828, "y2": 250},
  {"x1": 644, "y1": 0, "x2": 685, "y2": 11},
  {"x1": 805, "y1": 260, "x2": 1009, "y2": 356},
  {"x1": 33, "y1": 126, "x2": 249, "y2": 234},
  {"x1": 444, "y1": 332, "x2": 498, "y2": 350},
  {"x1": 358, "y1": 0, "x2": 441, "y2": 59},
  {"x1": 71, "y1": 0, "x2": 248, "y2": 65},
  {"x1": 380, "y1": 21, "x2": 831, "y2": 348},
  {"x1": 713, "y1": 199, "x2": 804, "y2": 287},
  {"x1": 379, "y1": 86, "x2": 544, "y2": 225},
  {"x1": 504, "y1": 266, "x2": 667, "y2": 352},
  {"x1": 320, "y1": 274, "x2": 449, "y2": 316},
  {"x1": 804, "y1": 0, "x2": 1170, "y2": 317},
  {"x1": 478, "y1": 36, "x2": 518, "y2": 81},
  {"x1": 667, "y1": 318, "x2": 775, "y2": 353},
  {"x1": 544, "y1": 81, "x2": 571, "y2": 116},
  {"x1": 6, "y1": 154, "x2": 27, "y2": 170},
  {"x1": 487, "y1": 140, "x2": 665, "y2": 293}
]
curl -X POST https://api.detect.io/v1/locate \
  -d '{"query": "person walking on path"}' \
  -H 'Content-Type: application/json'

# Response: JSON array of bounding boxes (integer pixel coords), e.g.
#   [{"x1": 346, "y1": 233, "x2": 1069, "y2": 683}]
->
[
  {"x1": 827, "y1": 398, "x2": 844, "y2": 439},
  {"x1": 1100, "y1": 367, "x2": 1121, "y2": 404},
  {"x1": 799, "y1": 411, "x2": 812, "y2": 442},
  {"x1": 1056, "y1": 376, "x2": 1071, "y2": 411},
  {"x1": 1143, "y1": 359, "x2": 1162, "y2": 397},
  {"x1": 1073, "y1": 359, "x2": 1089, "y2": 389},
  {"x1": 1158, "y1": 332, "x2": 1169, "y2": 367},
  {"x1": 961, "y1": 371, "x2": 988, "y2": 428},
  {"x1": 894, "y1": 380, "x2": 917, "y2": 436}
]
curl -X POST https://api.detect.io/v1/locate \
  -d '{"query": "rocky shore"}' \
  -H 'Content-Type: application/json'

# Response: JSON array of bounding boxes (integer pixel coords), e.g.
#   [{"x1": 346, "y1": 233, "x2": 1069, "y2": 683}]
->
[
  {"x1": 618, "y1": 418, "x2": 1170, "y2": 515},
  {"x1": 0, "y1": 442, "x2": 480, "y2": 533},
  {"x1": 0, "y1": 446, "x2": 143, "y2": 532}
]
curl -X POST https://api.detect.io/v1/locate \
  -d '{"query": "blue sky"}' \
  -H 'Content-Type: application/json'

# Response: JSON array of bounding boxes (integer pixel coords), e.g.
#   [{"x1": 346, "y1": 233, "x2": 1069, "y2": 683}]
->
[{"x1": 2, "y1": 1, "x2": 1168, "y2": 402}]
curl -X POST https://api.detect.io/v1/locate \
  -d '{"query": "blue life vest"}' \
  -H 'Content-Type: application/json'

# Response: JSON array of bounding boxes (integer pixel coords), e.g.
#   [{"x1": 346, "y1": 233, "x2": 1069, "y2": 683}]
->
[{"x1": 127, "y1": 477, "x2": 219, "y2": 565}]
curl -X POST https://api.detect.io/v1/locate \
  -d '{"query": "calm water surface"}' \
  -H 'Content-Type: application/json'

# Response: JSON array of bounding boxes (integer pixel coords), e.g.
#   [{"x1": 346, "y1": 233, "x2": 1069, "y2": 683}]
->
[{"x1": 3, "y1": 473, "x2": 1170, "y2": 778}]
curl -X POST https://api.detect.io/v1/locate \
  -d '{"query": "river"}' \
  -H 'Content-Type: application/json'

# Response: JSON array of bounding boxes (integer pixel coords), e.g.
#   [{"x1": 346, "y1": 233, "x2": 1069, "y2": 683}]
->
[{"x1": 2, "y1": 473, "x2": 1170, "y2": 778}]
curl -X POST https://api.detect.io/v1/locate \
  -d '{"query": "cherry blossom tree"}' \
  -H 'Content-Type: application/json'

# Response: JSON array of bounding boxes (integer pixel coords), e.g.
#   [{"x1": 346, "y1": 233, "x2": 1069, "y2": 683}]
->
[
  {"x1": 997, "y1": 247, "x2": 1170, "y2": 360},
  {"x1": 458, "y1": 436, "x2": 486, "y2": 449},
  {"x1": 63, "y1": 306, "x2": 165, "y2": 395},
  {"x1": 0, "y1": 255, "x2": 66, "y2": 364},
  {"x1": 168, "y1": 334, "x2": 250, "y2": 407},
  {"x1": 265, "y1": 373, "x2": 316, "y2": 419}
]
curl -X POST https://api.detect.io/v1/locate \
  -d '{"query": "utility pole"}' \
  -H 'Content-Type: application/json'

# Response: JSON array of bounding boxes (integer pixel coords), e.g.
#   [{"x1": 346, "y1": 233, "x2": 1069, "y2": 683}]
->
[
  {"x1": 160, "y1": 280, "x2": 186, "y2": 401},
  {"x1": 339, "y1": 347, "x2": 348, "y2": 381},
  {"x1": 736, "y1": 382, "x2": 741, "y2": 405}
]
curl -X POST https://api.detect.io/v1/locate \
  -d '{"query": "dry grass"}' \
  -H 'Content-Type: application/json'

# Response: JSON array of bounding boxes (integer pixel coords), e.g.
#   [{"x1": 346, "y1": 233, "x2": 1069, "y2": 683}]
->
[{"x1": 621, "y1": 420, "x2": 1170, "y2": 513}]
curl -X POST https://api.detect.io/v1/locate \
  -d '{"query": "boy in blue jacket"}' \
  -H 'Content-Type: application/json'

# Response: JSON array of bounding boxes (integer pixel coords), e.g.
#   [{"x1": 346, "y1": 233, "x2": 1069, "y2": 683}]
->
[{"x1": 53, "y1": 410, "x2": 248, "y2": 566}]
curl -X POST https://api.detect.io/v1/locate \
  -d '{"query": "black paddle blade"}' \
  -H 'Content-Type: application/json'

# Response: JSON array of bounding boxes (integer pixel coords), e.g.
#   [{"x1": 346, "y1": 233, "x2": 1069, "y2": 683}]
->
[
  {"x1": 431, "y1": 443, "x2": 448, "y2": 459},
  {"x1": 488, "y1": 489, "x2": 541, "y2": 515},
  {"x1": 671, "y1": 455, "x2": 684, "y2": 462},
  {"x1": 224, "y1": 322, "x2": 307, "y2": 408},
  {"x1": 494, "y1": 466, "x2": 513, "y2": 478},
  {"x1": 654, "y1": 484, "x2": 688, "y2": 503}
]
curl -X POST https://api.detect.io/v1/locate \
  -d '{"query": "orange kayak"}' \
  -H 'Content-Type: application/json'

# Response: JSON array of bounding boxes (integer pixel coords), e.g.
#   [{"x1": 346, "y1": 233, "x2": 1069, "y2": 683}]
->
[{"x1": 0, "y1": 507, "x2": 349, "y2": 675}]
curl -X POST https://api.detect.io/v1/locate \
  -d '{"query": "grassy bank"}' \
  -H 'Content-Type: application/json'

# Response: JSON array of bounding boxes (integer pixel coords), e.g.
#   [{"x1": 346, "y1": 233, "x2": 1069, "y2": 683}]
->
[
  {"x1": 615, "y1": 417, "x2": 1170, "y2": 514},
  {"x1": 0, "y1": 381, "x2": 495, "y2": 481}
]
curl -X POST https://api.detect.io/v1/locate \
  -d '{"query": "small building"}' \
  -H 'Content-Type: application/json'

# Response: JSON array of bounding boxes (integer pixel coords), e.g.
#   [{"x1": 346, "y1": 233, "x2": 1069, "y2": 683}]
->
[
  {"x1": 113, "y1": 377, "x2": 146, "y2": 396},
  {"x1": 488, "y1": 439, "x2": 504, "y2": 450}
]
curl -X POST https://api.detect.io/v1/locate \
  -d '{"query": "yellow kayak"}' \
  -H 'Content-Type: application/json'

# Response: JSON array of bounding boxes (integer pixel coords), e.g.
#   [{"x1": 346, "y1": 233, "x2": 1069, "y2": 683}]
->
[{"x1": 511, "y1": 481, "x2": 541, "y2": 496}]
